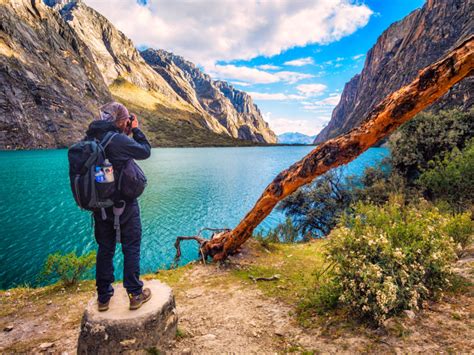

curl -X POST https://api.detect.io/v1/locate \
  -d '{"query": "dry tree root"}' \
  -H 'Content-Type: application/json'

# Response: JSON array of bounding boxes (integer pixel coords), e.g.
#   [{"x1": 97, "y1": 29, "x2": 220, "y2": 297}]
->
[{"x1": 172, "y1": 228, "x2": 231, "y2": 267}]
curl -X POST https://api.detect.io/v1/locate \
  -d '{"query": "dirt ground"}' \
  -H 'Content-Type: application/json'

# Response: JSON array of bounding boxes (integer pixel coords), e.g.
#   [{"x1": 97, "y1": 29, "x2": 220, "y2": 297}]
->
[{"x1": 1, "y1": 243, "x2": 473, "y2": 354}]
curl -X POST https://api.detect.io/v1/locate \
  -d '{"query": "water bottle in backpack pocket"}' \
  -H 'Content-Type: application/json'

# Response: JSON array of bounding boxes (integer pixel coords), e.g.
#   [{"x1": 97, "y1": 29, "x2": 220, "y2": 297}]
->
[
  {"x1": 68, "y1": 132, "x2": 117, "y2": 211},
  {"x1": 95, "y1": 160, "x2": 115, "y2": 200}
]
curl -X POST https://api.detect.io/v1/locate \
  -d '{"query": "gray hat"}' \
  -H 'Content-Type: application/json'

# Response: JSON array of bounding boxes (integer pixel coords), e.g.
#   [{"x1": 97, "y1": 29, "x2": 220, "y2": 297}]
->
[{"x1": 98, "y1": 102, "x2": 130, "y2": 122}]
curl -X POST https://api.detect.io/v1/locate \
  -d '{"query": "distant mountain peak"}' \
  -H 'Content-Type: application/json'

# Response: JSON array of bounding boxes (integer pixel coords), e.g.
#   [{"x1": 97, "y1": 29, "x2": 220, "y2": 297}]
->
[{"x1": 278, "y1": 132, "x2": 316, "y2": 145}]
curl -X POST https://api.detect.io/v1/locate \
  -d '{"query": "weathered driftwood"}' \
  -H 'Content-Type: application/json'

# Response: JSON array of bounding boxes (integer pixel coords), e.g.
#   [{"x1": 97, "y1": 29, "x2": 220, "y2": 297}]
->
[{"x1": 174, "y1": 36, "x2": 473, "y2": 263}]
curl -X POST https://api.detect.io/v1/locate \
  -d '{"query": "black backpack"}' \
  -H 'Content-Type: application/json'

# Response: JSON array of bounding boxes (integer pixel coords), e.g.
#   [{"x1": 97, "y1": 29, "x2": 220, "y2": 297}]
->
[
  {"x1": 68, "y1": 132, "x2": 117, "y2": 211},
  {"x1": 117, "y1": 159, "x2": 147, "y2": 200}
]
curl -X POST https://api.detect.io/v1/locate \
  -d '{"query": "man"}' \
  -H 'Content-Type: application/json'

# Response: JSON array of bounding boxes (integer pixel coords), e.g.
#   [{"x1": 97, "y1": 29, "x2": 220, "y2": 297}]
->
[{"x1": 86, "y1": 102, "x2": 151, "y2": 311}]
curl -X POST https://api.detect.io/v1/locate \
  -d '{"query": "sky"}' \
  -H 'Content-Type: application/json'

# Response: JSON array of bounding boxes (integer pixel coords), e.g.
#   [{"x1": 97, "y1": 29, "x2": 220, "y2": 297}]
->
[{"x1": 85, "y1": 0, "x2": 426, "y2": 136}]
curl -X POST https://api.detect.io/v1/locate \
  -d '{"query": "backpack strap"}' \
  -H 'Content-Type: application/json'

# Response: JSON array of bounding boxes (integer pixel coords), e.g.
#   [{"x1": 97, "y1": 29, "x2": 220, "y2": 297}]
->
[
  {"x1": 113, "y1": 200, "x2": 126, "y2": 244},
  {"x1": 100, "y1": 132, "x2": 118, "y2": 150}
]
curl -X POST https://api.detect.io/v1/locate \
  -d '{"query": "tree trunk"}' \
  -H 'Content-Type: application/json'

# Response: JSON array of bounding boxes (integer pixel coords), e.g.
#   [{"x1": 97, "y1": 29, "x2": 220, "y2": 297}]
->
[{"x1": 192, "y1": 36, "x2": 473, "y2": 261}]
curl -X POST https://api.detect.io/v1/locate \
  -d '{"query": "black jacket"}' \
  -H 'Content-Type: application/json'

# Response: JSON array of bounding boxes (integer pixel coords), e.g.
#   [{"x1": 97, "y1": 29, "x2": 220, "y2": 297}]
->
[{"x1": 85, "y1": 120, "x2": 151, "y2": 172}]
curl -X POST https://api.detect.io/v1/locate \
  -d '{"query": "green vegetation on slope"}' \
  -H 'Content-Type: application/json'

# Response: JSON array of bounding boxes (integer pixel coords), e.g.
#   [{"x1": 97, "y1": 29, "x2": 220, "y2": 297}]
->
[
  {"x1": 110, "y1": 78, "x2": 260, "y2": 147},
  {"x1": 256, "y1": 108, "x2": 474, "y2": 326}
]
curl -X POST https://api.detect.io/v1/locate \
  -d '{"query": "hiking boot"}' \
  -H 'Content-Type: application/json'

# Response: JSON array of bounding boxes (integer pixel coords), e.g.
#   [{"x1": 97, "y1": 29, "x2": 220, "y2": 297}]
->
[
  {"x1": 129, "y1": 288, "x2": 152, "y2": 310},
  {"x1": 98, "y1": 299, "x2": 110, "y2": 312}
]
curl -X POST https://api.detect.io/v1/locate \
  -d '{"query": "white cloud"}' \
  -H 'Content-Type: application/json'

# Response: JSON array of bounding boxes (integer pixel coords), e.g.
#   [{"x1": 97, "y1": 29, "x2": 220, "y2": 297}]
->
[
  {"x1": 296, "y1": 83, "x2": 327, "y2": 96},
  {"x1": 264, "y1": 113, "x2": 330, "y2": 135},
  {"x1": 283, "y1": 57, "x2": 315, "y2": 66},
  {"x1": 231, "y1": 81, "x2": 251, "y2": 87},
  {"x1": 352, "y1": 54, "x2": 364, "y2": 60},
  {"x1": 316, "y1": 94, "x2": 342, "y2": 106},
  {"x1": 84, "y1": 0, "x2": 373, "y2": 66},
  {"x1": 302, "y1": 93, "x2": 341, "y2": 112},
  {"x1": 207, "y1": 64, "x2": 278, "y2": 84},
  {"x1": 248, "y1": 92, "x2": 305, "y2": 101},
  {"x1": 275, "y1": 71, "x2": 314, "y2": 84},
  {"x1": 257, "y1": 64, "x2": 281, "y2": 70},
  {"x1": 207, "y1": 65, "x2": 314, "y2": 84}
]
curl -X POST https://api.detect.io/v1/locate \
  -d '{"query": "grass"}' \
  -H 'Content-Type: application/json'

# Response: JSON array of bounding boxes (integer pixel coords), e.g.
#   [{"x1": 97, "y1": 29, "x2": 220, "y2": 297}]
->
[
  {"x1": 143, "y1": 263, "x2": 195, "y2": 293},
  {"x1": 231, "y1": 240, "x2": 327, "y2": 304}
]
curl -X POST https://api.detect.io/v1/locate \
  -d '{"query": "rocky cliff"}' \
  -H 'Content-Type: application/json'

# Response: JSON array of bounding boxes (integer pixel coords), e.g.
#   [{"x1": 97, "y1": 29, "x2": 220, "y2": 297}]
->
[
  {"x1": 0, "y1": 0, "x2": 275, "y2": 149},
  {"x1": 141, "y1": 49, "x2": 277, "y2": 143},
  {"x1": 314, "y1": 0, "x2": 473, "y2": 144},
  {"x1": 0, "y1": 0, "x2": 111, "y2": 149}
]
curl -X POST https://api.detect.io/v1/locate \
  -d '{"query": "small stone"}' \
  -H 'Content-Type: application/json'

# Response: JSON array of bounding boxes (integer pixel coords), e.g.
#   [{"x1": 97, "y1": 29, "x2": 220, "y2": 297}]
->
[
  {"x1": 186, "y1": 289, "x2": 204, "y2": 299},
  {"x1": 403, "y1": 310, "x2": 416, "y2": 319},
  {"x1": 181, "y1": 348, "x2": 192, "y2": 355},
  {"x1": 47, "y1": 300, "x2": 52, "y2": 305},
  {"x1": 3, "y1": 325, "x2": 13, "y2": 332},
  {"x1": 252, "y1": 331, "x2": 258, "y2": 337},
  {"x1": 5, "y1": 292, "x2": 11, "y2": 297},
  {"x1": 275, "y1": 328, "x2": 286, "y2": 337},
  {"x1": 120, "y1": 339, "x2": 136, "y2": 347},
  {"x1": 201, "y1": 334, "x2": 217, "y2": 341},
  {"x1": 39, "y1": 342, "x2": 54, "y2": 350}
]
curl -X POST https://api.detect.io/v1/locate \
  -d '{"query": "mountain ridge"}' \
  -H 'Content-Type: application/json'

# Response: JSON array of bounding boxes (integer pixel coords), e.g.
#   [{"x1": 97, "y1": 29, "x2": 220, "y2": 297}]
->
[
  {"x1": 314, "y1": 0, "x2": 473, "y2": 144},
  {"x1": 0, "y1": 0, "x2": 276, "y2": 149},
  {"x1": 141, "y1": 48, "x2": 276, "y2": 143}
]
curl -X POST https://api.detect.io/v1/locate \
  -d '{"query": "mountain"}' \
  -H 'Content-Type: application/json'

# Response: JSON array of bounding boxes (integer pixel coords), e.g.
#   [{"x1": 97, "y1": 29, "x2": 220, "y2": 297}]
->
[
  {"x1": 0, "y1": 0, "x2": 275, "y2": 149},
  {"x1": 0, "y1": 0, "x2": 111, "y2": 149},
  {"x1": 314, "y1": 0, "x2": 473, "y2": 144},
  {"x1": 277, "y1": 132, "x2": 316, "y2": 145},
  {"x1": 141, "y1": 49, "x2": 277, "y2": 143}
]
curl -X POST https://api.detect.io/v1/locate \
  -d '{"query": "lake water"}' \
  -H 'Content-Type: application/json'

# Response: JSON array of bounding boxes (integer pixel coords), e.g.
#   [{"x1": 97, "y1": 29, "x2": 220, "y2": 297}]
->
[{"x1": 0, "y1": 146, "x2": 388, "y2": 289}]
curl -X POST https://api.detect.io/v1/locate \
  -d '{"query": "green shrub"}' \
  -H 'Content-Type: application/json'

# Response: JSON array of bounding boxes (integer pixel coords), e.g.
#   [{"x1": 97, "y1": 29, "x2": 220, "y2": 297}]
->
[
  {"x1": 389, "y1": 108, "x2": 473, "y2": 181},
  {"x1": 318, "y1": 196, "x2": 463, "y2": 325},
  {"x1": 443, "y1": 212, "x2": 473, "y2": 251},
  {"x1": 354, "y1": 158, "x2": 412, "y2": 205},
  {"x1": 298, "y1": 277, "x2": 341, "y2": 322},
  {"x1": 279, "y1": 169, "x2": 356, "y2": 237},
  {"x1": 418, "y1": 138, "x2": 474, "y2": 211},
  {"x1": 255, "y1": 217, "x2": 300, "y2": 245},
  {"x1": 41, "y1": 251, "x2": 96, "y2": 287}
]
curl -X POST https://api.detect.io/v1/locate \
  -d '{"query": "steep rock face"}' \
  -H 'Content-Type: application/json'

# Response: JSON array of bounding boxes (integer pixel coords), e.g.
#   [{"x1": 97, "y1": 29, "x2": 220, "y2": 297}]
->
[
  {"x1": 314, "y1": 0, "x2": 473, "y2": 144},
  {"x1": 215, "y1": 80, "x2": 276, "y2": 143},
  {"x1": 141, "y1": 49, "x2": 277, "y2": 143},
  {"x1": 0, "y1": 0, "x2": 111, "y2": 149},
  {"x1": 58, "y1": 1, "x2": 174, "y2": 95}
]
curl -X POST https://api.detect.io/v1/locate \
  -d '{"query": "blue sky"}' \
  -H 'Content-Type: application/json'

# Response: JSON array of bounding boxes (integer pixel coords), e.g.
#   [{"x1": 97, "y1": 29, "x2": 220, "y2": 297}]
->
[{"x1": 86, "y1": 0, "x2": 425, "y2": 135}]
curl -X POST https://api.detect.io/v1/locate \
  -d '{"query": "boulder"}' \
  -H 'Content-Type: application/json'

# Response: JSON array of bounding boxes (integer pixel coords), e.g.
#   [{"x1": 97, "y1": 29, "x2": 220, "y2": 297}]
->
[{"x1": 77, "y1": 280, "x2": 178, "y2": 354}]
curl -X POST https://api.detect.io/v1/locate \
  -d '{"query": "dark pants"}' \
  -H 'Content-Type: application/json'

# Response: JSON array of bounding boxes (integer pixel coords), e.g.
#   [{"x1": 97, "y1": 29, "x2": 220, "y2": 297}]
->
[{"x1": 93, "y1": 200, "x2": 143, "y2": 303}]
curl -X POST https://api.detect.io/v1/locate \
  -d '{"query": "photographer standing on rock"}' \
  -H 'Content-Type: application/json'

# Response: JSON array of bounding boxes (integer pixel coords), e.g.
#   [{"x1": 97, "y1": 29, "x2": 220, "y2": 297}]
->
[{"x1": 85, "y1": 102, "x2": 151, "y2": 311}]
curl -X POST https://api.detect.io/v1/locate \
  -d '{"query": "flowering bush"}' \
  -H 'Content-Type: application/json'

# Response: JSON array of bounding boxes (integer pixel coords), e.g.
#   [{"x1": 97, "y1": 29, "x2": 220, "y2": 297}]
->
[{"x1": 324, "y1": 195, "x2": 466, "y2": 325}]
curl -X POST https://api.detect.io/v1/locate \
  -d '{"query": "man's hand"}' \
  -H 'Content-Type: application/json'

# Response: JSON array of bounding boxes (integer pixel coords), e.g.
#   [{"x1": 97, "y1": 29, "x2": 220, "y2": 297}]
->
[{"x1": 130, "y1": 114, "x2": 139, "y2": 130}]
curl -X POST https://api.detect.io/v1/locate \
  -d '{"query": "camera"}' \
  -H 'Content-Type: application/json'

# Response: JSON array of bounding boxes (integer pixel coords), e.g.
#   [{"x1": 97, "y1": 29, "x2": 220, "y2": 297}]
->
[{"x1": 127, "y1": 114, "x2": 135, "y2": 128}]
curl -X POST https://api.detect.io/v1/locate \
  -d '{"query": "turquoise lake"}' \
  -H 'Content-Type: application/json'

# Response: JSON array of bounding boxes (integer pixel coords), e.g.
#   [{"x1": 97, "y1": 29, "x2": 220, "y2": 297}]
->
[{"x1": 0, "y1": 146, "x2": 388, "y2": 289}]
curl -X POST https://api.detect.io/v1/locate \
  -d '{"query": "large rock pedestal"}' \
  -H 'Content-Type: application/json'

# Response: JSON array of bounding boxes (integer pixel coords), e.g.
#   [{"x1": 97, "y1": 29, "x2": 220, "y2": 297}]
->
[{"x1": 77, "y1": 280, "x2": 178, "y2": 354}]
